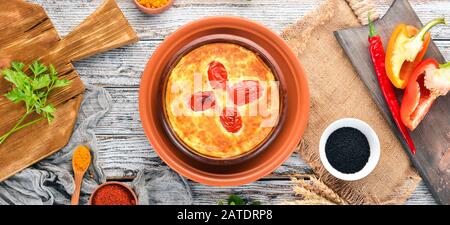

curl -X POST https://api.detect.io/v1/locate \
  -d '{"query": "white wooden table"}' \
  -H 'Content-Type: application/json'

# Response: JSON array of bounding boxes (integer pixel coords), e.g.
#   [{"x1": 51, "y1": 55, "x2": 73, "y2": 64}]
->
[{"x1": 33, "y1": 0, "x2": 449, "y2": 204}]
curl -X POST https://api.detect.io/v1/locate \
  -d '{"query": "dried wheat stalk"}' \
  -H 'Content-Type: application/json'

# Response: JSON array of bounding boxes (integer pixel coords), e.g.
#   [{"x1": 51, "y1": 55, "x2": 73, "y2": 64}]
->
[
  {"x1": 290, "y1": 176, "x2": 348, "y2": 205},
  {"x1": 283, "y1": 199, "x2": 336, "y2": 205}
]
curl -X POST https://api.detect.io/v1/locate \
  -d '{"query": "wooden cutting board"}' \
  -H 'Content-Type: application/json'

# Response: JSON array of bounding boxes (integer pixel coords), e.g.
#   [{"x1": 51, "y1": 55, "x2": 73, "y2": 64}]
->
[
  {"x1": 335, "y1": 0, "x2": 449, "y2": 204},
  {"x1": 0, "y1": 0, "x2": 138, "y2": 182}
]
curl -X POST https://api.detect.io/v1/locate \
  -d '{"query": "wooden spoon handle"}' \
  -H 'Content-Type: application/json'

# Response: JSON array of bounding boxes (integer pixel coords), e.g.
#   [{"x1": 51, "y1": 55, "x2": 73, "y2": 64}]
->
[
  {"x1": 51, "y1": 0, "x2": 138, "y2": 63},
  {"x1": 71, "y1": 172, "x2": 82, "y2": 205}
]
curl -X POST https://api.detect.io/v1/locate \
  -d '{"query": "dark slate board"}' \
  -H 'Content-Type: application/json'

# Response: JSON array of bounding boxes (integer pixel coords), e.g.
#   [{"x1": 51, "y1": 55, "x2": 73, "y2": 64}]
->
[{"x1": 334, "y1": 0, "x2": 449, "y2": 205}]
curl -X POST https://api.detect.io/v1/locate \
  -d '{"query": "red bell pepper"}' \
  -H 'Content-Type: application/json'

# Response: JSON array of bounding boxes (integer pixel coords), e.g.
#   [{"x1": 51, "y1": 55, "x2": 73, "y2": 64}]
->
[{"x1": 401, "y1": 59, "x2": 450, "y2": 130}]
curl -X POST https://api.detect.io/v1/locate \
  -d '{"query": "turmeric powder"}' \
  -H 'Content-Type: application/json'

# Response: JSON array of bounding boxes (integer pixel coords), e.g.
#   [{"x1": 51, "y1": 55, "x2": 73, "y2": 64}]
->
[
  {"x1": 137, "y1": 0, "x2": 170, "y2": 9},
  {"x1": 72, "y1": 145, "x2": 91, "y2": 172}
]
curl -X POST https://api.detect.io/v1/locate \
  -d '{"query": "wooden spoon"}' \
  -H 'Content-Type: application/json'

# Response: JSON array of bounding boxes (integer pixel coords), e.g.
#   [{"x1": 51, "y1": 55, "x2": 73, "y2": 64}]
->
[{"x1": 71, "y1": 145, "x2": 91, "y2": 205}]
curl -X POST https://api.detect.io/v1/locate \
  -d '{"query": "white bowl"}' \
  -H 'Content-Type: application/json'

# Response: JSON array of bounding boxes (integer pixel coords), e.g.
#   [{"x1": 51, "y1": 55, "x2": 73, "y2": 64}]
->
[{"x1": 319, "y1": 118, "x2": 380, "y2": 181}]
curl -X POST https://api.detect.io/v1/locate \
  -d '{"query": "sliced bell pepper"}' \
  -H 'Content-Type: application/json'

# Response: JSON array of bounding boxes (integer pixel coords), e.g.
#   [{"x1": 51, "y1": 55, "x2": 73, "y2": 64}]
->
[
  {"x1": 400, "y1": 59, "x2": 450, "y2": 131},
  {"x1": 386, "y1": 18, "x2": 446, "y2": 89}
]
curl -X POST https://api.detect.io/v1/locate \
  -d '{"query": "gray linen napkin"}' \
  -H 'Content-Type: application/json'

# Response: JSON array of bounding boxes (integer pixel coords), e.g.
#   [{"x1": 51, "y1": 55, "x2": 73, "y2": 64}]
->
[{"x1": 0, "y1": 84, "x2": 192, "y2": 205}]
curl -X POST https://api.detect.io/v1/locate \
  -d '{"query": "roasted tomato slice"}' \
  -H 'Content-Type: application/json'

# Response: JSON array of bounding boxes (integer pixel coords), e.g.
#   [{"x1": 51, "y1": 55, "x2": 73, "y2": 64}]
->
[
  {"x1": 229, "y1": 80, "x2": 263, "y2": 106},
  {"x1": 220, "y1": 107, "x2": 242, "y2": 133},
  {"x1": 190, "y1": 91, "x2": 216, "y2": 111},
  {"x1": 208, "y1": 61, "x2": 228, "y2": 89}
]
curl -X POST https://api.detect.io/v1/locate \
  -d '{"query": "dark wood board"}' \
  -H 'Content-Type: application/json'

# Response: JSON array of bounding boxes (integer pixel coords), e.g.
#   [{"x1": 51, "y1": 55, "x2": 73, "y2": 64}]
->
[{"x1": 334, "y1": 0, "x2": 449, "y2": 205}]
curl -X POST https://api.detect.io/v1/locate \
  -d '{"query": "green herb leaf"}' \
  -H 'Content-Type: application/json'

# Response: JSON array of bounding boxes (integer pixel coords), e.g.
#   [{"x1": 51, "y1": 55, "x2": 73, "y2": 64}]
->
[
  {"x1": 29, "y1": 60, "x2": 47, "y2": 77},
  {"x1": 11, "y1": 61, "x2": 25, "y2": 72},
  {"x1": 0, "y1": 61, "x2": 71, "y2": 144},
  {"x1": 218, "y1": 194, "x2": 261, "y2": 205},
  {"x1": 49, "y1": 64, "x2": 57, "y2": 78},
  {"x1": 2, "y1": 69, "x2": 16, "y2": 84},
  {"x1": 4, "y1": 88, "x2": 26, "y2": 103},
  {"x1": 53, "y1": 79, "x2": 71, "y2": 88},
  {"x1": 32, "y1": 74, "x2": 51, "y2": 90},
  {"x1": 249, "y1": 200, "x2": 261, "y2": 205},
  {"x1": 227, "y1": 194, "x2": 246, "y2": 205},
  {"x1": 41, "y1": 104, "x2": 56, "y2": 114},
  {"x1": 45, "y1": 112, "x2": 55, "y2": 123},
  {"x1": 3, "y1": 69, "x2": 30, "y2": 90}
]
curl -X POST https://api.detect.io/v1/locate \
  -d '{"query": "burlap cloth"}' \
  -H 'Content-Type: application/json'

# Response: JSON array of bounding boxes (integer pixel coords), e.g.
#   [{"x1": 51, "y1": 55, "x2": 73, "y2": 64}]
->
[{"x1": 281, "y1": 0, "x2": 421, "y2": 204}]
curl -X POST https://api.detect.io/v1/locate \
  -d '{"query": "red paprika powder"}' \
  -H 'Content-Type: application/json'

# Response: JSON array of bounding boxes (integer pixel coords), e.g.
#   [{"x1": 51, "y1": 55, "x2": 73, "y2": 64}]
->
[{"x1": 91, "y1": 183, "x2": 137, "y2": 205}]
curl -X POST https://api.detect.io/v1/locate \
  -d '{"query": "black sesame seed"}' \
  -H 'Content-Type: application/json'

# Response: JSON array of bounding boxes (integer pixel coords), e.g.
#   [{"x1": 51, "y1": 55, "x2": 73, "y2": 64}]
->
[{"x1": 325, "y1": 127, "x2": 370, "y2": 174}]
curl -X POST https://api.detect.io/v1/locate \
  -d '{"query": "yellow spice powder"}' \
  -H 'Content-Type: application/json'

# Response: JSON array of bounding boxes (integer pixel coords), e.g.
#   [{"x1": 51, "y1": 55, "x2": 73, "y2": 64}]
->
[
  {"x1": 72, "y1": 145, "x2": 91, "y2": 171},
  {"x1": 137, "y1": 0, "x2": 169, "y2": 9}
]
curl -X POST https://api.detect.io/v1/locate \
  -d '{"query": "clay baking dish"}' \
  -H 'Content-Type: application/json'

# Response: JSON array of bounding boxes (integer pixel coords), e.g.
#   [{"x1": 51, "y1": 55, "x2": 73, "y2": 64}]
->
[
  {"x1": 160, "y1": 34, "x2": 287, "y2": 166},
  {"x1": 139, "y1": 17, "x2": 309, "y2": 186}
]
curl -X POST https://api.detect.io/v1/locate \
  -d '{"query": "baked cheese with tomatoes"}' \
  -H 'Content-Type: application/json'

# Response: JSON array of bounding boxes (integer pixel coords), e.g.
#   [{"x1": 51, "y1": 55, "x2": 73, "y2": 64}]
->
[{"x1": 164, "y1": 43, "x2": 280, "y2": 159}]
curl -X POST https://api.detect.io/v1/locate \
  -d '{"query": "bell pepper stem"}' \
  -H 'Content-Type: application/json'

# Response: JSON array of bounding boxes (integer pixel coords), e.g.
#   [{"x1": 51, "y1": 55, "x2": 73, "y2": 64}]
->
[
  {"x1": 368, "y1": 12, "x2": 377, "y2": 38},
  {"x1": 416, "y1": 18, "x2": 446, "y2": 41},
  {"x1": 440, "y1": 62, "x2": 450, "y2": 69}
]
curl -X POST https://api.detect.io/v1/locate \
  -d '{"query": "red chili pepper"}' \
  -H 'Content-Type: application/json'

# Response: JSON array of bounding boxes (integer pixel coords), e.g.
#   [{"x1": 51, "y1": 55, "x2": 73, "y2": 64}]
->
[{"x1": 368, "y1": 17, "x2": 416, "y2": 154}]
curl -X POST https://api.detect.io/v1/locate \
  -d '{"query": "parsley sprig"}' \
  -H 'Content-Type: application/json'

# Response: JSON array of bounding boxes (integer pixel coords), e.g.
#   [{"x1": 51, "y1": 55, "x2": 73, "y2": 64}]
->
[
  {"x1": 218, "y1": 194, "x2": 261, "y2": 205},
  {"x1": 0, "y1": 61, "x2": 71, "y2": 144}
]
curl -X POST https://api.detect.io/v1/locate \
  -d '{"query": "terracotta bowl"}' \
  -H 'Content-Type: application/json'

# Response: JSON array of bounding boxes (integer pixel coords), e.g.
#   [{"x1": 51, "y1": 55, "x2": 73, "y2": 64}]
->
[
  {"x1": 160, "y1": 34, "x2": 288, "y2": 166},
  {"x1": 134, "y1": 0, "x2": 174, "y2": 14},
  {"x1": 89, "y1": 181, "x2": 138, "y2": 205},
  {"x1": 139, "y1": 17, "x2": 310, "y2": 186}
]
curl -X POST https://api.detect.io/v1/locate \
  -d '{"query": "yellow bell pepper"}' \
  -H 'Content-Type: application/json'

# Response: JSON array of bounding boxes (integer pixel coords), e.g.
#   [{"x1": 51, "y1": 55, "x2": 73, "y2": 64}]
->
[{"x1": 385, "y1": 18, "x2": 446, "y2": 89}]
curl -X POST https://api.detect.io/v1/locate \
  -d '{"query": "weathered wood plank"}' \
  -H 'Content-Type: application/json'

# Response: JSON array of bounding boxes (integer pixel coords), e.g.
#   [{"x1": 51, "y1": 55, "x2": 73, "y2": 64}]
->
[
  {"x1": 34, "y1": 0, "x2": 450, "y2": 41},
  {"x1": 96, "y1": 88, "x2": 143, "y2": 134},
  {"x1": 74, "y1": 41, "x2": 158, "y2": 87},
  {"x1": 404, "y1": 182, "x2": 438, "y2": 205},
  {"x1": 96, "y1": 136, "x2": 312, "y2": 179},
  {"x1": 190, "y1": 180, "x2": 298, "y2": 205},
  {"x1": 189, "y1": 180, "x2": 436, "y2": 205},
  {"x1": 73, "y1": 40, "x2": 450, "y2": 87}
]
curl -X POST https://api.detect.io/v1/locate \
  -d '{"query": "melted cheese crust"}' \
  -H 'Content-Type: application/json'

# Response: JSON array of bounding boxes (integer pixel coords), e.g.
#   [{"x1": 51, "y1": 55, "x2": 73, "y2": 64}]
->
[{"x1": 165, "y1": 43, "x2": 280, "y2": 158}]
